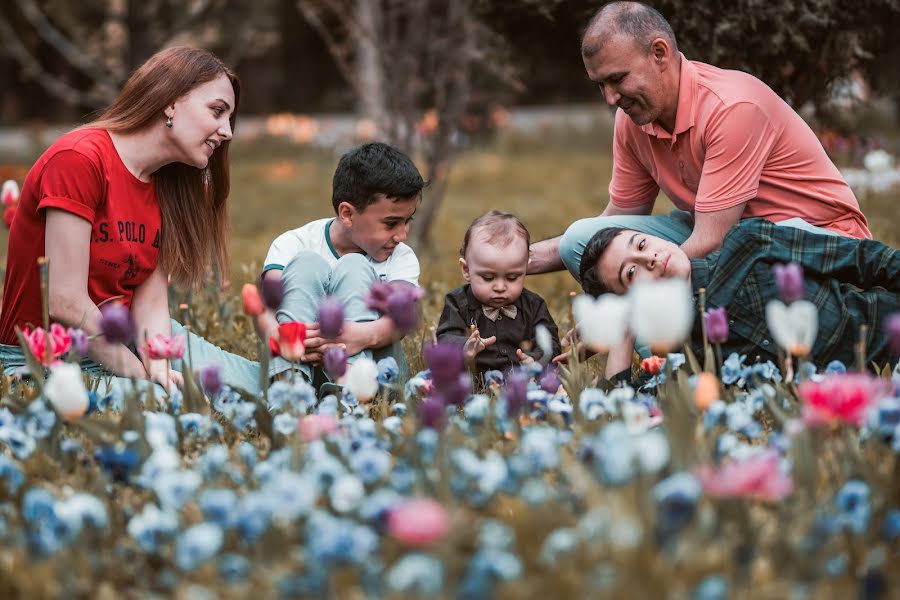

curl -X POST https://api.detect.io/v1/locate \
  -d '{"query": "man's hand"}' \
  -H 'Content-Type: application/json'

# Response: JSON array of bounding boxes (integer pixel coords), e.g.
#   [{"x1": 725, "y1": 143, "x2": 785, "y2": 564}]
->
[{"x1": 463, "y1": 326, "x2": 496, "y2": 362}]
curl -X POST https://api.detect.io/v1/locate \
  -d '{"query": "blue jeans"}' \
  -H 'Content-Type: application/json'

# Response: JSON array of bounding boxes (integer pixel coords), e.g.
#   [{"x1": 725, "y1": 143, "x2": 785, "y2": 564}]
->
[
  {"x1": 270, "y1": 251, "x2": 407, "y2": 383},
  {"x1": 0, "y1": 319, "x2": 261, "y2": 396}
]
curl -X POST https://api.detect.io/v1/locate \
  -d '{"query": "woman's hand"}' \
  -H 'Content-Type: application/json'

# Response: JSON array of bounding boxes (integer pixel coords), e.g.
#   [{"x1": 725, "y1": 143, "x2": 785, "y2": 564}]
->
[{"x1": 148, "y1": 363, "x2": 184, "y2": 392}]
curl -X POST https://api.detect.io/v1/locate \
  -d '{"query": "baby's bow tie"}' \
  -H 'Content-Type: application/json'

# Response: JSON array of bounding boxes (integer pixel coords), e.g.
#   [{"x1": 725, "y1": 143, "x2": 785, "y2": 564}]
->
[{"x1": 482, "y1": 304, "x2": 517, "y2": 321}]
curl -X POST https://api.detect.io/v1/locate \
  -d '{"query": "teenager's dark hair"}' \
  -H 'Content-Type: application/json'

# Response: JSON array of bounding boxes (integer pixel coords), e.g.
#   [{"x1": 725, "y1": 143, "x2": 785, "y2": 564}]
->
[
  {"x1": 459, "y1": 211, "x2": 530, "y2": 258},
  {"x1": 579, "y1": 226, "x2": 627, "y2": 296},
  {"x1": 332, "y1": 142, "x2": 425, "y2": 212},
  {"x1": 582, "y1": 1, "x2": 678, "y2": 58}
]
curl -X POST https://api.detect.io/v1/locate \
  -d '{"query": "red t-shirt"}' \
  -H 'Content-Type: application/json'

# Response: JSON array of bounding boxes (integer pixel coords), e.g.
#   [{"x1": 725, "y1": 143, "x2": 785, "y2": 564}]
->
[{"x1": 0, "y1": 128, "x2": 161, "y2": 344}]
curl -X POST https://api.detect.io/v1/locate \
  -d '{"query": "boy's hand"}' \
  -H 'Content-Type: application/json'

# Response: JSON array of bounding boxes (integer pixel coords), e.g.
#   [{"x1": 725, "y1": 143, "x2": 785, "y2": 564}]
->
[
  {"x1": 463, "y1": 326, "x2": 496, "y2": 362},
  {"x1": 515, "y1": 349, "x2": 535, "y2": 365}
]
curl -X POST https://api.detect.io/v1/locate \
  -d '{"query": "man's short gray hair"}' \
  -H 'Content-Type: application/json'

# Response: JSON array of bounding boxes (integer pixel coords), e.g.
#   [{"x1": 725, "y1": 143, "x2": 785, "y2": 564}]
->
[{"x1": 582, "y1": 1, "x2": 678, "y2": 58}]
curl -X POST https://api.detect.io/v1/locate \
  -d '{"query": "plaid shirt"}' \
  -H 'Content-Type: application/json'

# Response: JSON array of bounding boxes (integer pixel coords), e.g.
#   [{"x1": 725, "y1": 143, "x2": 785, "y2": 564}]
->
[{"x1": 690, "y1": 219, "x2": 900, "y2": 367}]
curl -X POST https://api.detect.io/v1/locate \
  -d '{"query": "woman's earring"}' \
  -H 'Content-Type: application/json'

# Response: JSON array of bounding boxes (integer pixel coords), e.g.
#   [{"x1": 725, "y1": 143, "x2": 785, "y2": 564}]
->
[{"x1": 165, "y1": 116, "x2": 173, "y2": 129}]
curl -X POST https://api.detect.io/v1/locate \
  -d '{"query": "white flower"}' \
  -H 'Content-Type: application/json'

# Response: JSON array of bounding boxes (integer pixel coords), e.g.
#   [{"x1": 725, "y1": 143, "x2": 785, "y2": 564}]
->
[
  {"x1": 329, "y1": 474, "x2": 365, "y2": 513},
  {"x1": 535, "y1": 324, "x2": 553, "y2": 360},
  {"x1": 345, "y1": 358, "x2": 379, "y2": 402},
  {"x1": 43, "y1": 362, "x2": 89, "y2": 421},
  {"x1": 628, "y1": 279, "x2": 694, "y2": 353},
  {"x1": 1, "y1": 180, "x2": 19, "y2": 205},
  {"x1": 765, "y1": 299, "x2": 818, "y2": 357},
  {"x1": 863, "y1": 149, "x2": 894, "y2": 173},
  {"x1": 572, "y1": 293, "x2": 630, "y2": 351}
]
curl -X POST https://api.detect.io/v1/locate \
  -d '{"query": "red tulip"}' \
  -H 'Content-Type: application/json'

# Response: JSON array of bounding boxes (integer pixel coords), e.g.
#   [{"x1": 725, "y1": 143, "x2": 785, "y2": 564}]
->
[
  {"x1": 277, "y1": 322, "x2": 307, "y2": 362},
  {"x1": 241, "y1": 284, "x2": 265, "y2": 317}
]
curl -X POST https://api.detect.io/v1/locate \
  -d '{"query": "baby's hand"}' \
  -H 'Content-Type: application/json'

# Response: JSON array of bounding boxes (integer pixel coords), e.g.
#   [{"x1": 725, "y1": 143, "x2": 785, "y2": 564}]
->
[
  {"x1": 463, "y1": 327, "x2": 496, "y2": 362},
  {"x1": 516, "y1": 349, "x2": 535, "y2": 365}
]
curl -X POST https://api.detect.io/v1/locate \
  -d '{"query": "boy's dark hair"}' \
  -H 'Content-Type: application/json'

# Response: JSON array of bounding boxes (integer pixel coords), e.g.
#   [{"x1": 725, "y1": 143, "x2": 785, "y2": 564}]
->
[
  {"x1": 579, "y1": 226, "x2": 627, "y2": 296},
  {"x1": 460, "y1": 211, "x2": 531, "y2": 259},
  {"x1": 332, "y1": 142, "x2": 425, "y2": 213}
]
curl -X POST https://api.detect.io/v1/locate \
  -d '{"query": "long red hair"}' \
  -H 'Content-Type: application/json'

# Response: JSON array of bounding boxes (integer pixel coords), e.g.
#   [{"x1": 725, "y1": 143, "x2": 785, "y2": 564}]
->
[{"x1": 89, "y1": 46, "x2": 240, "y2": 288}]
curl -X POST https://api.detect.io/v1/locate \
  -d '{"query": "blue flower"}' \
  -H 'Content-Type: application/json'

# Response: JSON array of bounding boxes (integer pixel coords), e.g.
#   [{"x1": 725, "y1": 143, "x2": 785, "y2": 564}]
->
[
  {"x1": 483, "y1": 370, "x2": 505, "y2": 387},
  {"x1": 144, "y1": 411, "x2": 177, "y2": 448},
  {"x1": 55, "y1": 493, "x2": 108, "y2": 535},
  {"x1": 825, "y1": 360, "x2": 847, "y2": 375},
  {"x1": 868, "y1": 397, "x2": 900, "y2": 440},
  {"x1": 881, "y1": 509, "x2": 900, "y2": 541},
  {"x1": 197, "y1": 444, "x2": 230, "y2": 481},
  {"x1": 518, "y1": 426, "x2": 560, "y2": 472},
  {"x1": 666, "y1": 353, "x2": 686, "y2": 371},
  {"x1": 25, "y1": 399, "x2": 56, "y2": 440},
  {"x1": 238, "y1": 441, "x2": 258, "y2": 469},
  {"x1": 231, "y1": 401, "x2": 258, "y2": 431},
  {"x1": 236, "y1": 491, "x2": 274, "y2": 542},
  {"x1": 199, "y1": 488, "x2": 239, "y2": 529},
  {"x1": 834, "y1": 480, "x2": 871, "y2": 535},
  {"x1": 350, "y1": 446, "x2": 391, "y2": 484},
  {"x1": 175, "y1": 523, "x2": 224, "y2": 571},
  {"x1": 376, "y1": 357, "x2": 400, "y2": 385},
  {"x1": 579, "y1": 388, "x2": 616, "y2": 420},
  {"x1": 693, "y1": 575, "x2": 729, "y2": 600},
  {"x1": 268, "y1": 380, "x2": 316, "y2": 414},
  {"x1": 179, "y1": 413, "x2": 223, "y2": 439},
  {"x1": 721, "y1": 353, "x2": 746, "y2": 385},
  {"x1": 94, "y1": 446, "x2": 141, "y2": 483},
  {"x1": 306, "y1": 510, "x2": 379, "y2": 567},
  {"x1": 273, "y1": 412, "x2": 298, "y2": 436},
  {"x1": 127, "y1": 504, "x2": 179, "y2": 553},
  {"x1": 358, "y1": 487, "x2": 400, "y2": 527},
  {"x1": 0, "y1": 408, "x2": 16, "y2": 429},
  {"x1": 0, "y1": 454, "x2": 25, "y2": 495},
  {"x1": 212, "y1": 386, "x2": 241, "y2": 417},
  {"x1": 263, "y1": 472, "x2": 318, "y2": 521},
  {"x1": 0, "y1": 426, "x2": 36, "y2": 459},
  {"x1": 464, "y1": 394, "x2": 490, "y2": 422},
  {"x1": 219, "y1": 553, "x2": 250, "y2": 583},
  {"x1": 539, "y1": 527, "x2": 579, "y2": 566},
  {"x1": 23, "y1": 488, "x2": 57, "y2": 523},
  {"x1": 390, "y1": 461, "x2": 416, "y2": 494},
  {"x1": 653, "y1": 472, "x2": 701, "y2": 542},
  {"x1": 386, "y1": 553, "x2": 444, "y2": 595},
  {"x1": 415, "y1": 429, "x2": 439, "y2": 465},
  {"x1": 153, "y1": 469, "x2": 202, "y2": 511}
]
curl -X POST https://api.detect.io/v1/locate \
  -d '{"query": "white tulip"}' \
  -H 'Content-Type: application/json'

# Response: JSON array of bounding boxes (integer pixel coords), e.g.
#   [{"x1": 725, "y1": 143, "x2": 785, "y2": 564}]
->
[
  {"x1": 628, "y1": 279, "x2": 695, "y2": 353},
  {"x1": 44, "y1": 362, "x2": 89, "y2": 421},
  {"x1": 863, "y1": 149, "x2": 893, "y2": 173},
  {"x1": 1, "y1": 180, "x2": 20, "y2": 204},
  {"x1": 765, "y1": 299, "x2": 818, "y2": 357},
  {"x1": 572, "y1": 293, "x2": 630, "y2": 352},
  {"x1": 345, "y1": 357, "x2": 379, "y2": 402},
  {"x1": 535, "y1": 324, "x2": 553, "y2": 360}
]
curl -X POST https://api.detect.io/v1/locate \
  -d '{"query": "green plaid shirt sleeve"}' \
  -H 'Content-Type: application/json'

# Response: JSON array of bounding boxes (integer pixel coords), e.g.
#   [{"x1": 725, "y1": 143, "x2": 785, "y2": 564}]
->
[{"x1": 690, "y1": 219, "x2": 900, "y2": 367}]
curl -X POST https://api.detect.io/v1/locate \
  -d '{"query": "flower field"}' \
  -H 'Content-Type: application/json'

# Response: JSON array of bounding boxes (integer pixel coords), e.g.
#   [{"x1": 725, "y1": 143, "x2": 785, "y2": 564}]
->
[{"x1": 0, "y1": 131, "x2": 899, "y2": 598}]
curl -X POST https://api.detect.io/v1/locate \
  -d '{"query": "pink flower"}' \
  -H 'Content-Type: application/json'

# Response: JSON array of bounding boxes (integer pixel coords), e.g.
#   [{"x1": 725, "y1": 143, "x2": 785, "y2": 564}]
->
[
  {"x1": 641, "y1": 355, "x2": 666, "y2": 375},
  {"x1": 144, "y1": 334, "x2": 186, "y2": 360},
  {"x1": 694, "y1": 450, "x2": 793, "y2": 502},
  {"x1": 387, "y1": 498, "x2": 449, "y2": 547},
  {"x1": 22, "y1": 323, "x2": 71, "y2": 366},
  {"x1": 298, "y1": 414, "x2": 340, "y2": 442},
  {"x1": 799, "y1": 374, "x2": 890, "y2": 427}
]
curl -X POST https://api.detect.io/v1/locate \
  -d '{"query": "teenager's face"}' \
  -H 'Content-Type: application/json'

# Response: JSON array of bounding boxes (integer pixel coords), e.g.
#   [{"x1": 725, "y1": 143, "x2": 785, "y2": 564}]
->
[
  {"x1": 167, "y1": 73, "x2": 235, "y2": 169},
  {"x1": 343, "y1": 195, "x2": 417, "y2": 262},
  {"x1": 461, "y1": 235, "x2": 528, "y2": 308},
  {"x1": 583, "y1": 34, "x2": 671, "y2": 127},
  {"x1": 598, "y1": 230, "x2": 691, "y2": 294}
]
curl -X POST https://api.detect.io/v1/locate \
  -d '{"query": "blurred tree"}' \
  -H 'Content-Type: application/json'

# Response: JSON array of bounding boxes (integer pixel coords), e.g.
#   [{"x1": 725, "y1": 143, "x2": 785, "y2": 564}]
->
[
  {"x1": 0, "y1": 0, "x2": 278, "y2": 111},
  {"x1": 298, "y1": 0, "x2": 535, "y2": 248}
]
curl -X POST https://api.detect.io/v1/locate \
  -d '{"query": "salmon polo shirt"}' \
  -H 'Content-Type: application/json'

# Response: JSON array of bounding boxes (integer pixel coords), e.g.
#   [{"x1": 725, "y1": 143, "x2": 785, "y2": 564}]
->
[{"x1": 609, "y1": 54, "x2": 871, "y2": 239}]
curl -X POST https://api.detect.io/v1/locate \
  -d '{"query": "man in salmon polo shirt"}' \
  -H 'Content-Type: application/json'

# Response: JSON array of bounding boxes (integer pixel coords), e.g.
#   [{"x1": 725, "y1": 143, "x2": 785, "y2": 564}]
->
[{"x1": 529, "y1": 1, "x2": 871, "y2": 377}]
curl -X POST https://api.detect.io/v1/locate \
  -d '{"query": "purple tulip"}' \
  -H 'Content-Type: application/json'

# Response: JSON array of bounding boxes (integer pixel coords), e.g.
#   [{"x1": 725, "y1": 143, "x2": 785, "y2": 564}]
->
[
  {"x1": 318, "y1": 296, "x2": 345, "y2": 339},
  {"x1": 420, "y1": 396, "x2": 447, "y2": 431},
  {"x1": 434, "y1": 372, "x2": 472, "y2": 407},
  {"x1": 199, "y1": 363, "x2": 223, "y2": 396},
  {"x1": 99, "y1": 302, "x2": 135, "y2": 345},
  {"x1": 773, "y1": 262, "x2": 805, "y2": 303},
  {"x1": 424, "y1": 342, "x2": 466, "y2": 385},
  {"x1": 704, "y1": 307, "x2": 729, "y2": 344},
  {"x1": 261, "y1": 276, "x2": 284, "y2": 310},
  {"x1": 365, "y1": 282, "x2": 394, "y2": 315},
  {"x1": 323, "y1": 346, "x2": 348, "y2": 379},
  {"x1": 504, "y1": 370, "x2": 528, "y2": 416},
  {"x1": 887, "y1": 312, "x2": 900, "y2": 356},
  {"x1": 386, "y1": 291, "x2": 420, "y2": 334},
  {"x1": 539, "y1": 367, "x2": 561, "y2": 394},
  {"x1": 68, "y1": 328, "x2": 89, "y2": 357}
]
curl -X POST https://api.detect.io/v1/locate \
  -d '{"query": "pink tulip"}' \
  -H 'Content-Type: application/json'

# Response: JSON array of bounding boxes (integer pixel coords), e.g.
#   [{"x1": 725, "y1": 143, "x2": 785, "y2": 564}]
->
[
  {"x1": 22, "y1": 323, "x2": 71, "y2": 366},
  {"x1": 694, "y1": 450, "x2": 793, "y2": 502},
  {"x1": 799, "y1": 374, "x2": 890, "y2": 427},
  {"x1": 387, "y1": 498, "x2": 449, "y2": 547},
  {"x1": 298, "y1": 414, "x2": 340, "y2": 442},
  {"x1": 145, "y1": 334, "x2": 186, "y2": 360}
]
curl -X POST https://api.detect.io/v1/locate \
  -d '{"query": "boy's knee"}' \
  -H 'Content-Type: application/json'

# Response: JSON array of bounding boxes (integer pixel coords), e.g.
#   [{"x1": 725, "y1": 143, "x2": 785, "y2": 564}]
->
[
  {"x1": 282, "y1": 251, "x2": 331, "y2": 285},
  {"x1": 333, "y1": 253, "x2": 376, "y2": 281}
]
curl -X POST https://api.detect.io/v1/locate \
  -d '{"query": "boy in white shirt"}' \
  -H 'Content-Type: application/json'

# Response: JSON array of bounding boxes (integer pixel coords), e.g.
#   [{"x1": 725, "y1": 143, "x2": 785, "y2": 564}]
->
[{"x1": 260, "y1": 142, "x2": 425, "y2": 384}]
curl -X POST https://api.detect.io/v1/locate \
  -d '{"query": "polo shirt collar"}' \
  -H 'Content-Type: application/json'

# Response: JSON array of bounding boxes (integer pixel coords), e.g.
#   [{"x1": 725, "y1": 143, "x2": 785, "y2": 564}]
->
[{"x1": 640, "y1": 53, "x2": 696, "y2": 140}]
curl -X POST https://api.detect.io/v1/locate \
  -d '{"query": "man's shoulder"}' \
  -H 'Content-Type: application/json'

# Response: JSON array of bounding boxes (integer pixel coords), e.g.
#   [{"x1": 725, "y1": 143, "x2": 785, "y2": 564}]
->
[{"x1": 691, "y1": 60, "x2": 775, "y2": 111}]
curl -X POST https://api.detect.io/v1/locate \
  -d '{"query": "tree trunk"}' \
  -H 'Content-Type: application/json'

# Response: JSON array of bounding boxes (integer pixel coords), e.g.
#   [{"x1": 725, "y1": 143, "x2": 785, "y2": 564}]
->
[{"x1": 355, "y1": 0, "x2": 386, "y2": 131}]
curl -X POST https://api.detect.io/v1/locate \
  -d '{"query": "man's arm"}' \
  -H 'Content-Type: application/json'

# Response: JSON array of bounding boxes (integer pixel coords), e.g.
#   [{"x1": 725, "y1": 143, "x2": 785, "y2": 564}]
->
[
  {"x1": 528, "y1": 200, "x2": 655, "y2": 275},
  {"x1": 679, "y1": 203, "x2": 747, "y2": 258}
]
